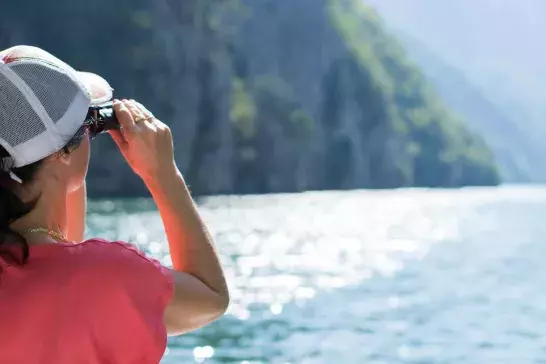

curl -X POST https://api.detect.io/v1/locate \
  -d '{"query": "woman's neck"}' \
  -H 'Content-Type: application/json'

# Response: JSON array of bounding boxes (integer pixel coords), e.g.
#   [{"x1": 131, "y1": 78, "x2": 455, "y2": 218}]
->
[{"x1": 10, "y1": 184, "x2": 68, "y2": 245}]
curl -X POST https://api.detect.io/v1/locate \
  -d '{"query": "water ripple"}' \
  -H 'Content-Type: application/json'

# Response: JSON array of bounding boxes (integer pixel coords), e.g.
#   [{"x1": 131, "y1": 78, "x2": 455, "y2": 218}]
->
[{"x1": 87, "y1": 186, "x2": 546, "y2": 363}]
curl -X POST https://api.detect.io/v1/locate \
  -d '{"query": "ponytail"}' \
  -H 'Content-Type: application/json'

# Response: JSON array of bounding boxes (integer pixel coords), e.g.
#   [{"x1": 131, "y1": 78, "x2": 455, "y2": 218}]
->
[
  {"x1": 0, "y1": 149, "x2": 42, "y2": 268},
  {"x1": 0, "y1": 180, "x2": 31, "y2": 266}
]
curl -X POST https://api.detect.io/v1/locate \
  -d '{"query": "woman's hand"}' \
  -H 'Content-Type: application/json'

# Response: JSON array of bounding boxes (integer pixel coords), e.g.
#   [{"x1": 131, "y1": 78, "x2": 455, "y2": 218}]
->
[{"x1": 109, "y1": 99, "x2": 177, "y2": 182}]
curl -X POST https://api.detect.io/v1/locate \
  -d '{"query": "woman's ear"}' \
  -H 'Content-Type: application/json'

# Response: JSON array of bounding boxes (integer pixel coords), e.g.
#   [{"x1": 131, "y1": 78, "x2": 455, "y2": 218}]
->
[
  {"x1": 41, "y1": 149, "x2": 72, "y2": 177},
  {"x1": 33, "y1": 150, "x2": 73, "y2": 189},
  {"x1": 58, "y1": 150, "x2": 71, "y2": 166},
  {"x1": 42, "y1": 149, "x2": 71, "y2": 167}
]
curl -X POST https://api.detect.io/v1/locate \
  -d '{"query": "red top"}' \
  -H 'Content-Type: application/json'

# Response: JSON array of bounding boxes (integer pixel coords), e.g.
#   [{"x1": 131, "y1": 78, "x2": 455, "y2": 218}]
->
[{"x1": 0, "y1": 239, "x2": 174, "y2": 364}]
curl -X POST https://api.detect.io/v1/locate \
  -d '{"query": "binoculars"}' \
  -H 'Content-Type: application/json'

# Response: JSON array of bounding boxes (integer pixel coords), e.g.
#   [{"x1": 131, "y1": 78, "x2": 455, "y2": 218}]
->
[{"x1": 85, "y1": 101, "x2": 120, "y2": 139}]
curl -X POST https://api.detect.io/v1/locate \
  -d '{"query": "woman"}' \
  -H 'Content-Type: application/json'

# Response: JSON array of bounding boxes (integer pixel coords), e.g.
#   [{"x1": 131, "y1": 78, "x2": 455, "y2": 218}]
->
[{"x1": 0, "y1": 45, "x2": 229, "y2": 363}]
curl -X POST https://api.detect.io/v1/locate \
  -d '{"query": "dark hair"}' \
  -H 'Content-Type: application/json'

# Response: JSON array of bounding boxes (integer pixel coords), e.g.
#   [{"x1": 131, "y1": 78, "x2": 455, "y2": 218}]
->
[{"x1": 0, "y1": 125, "x2": 87, "y2": 268}]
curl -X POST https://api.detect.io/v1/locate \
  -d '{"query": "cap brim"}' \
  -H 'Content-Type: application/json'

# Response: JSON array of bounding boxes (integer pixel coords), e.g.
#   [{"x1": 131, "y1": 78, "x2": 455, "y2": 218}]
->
[{"x1": 76, "y1": 71, "x2": 113, "y2": 107}]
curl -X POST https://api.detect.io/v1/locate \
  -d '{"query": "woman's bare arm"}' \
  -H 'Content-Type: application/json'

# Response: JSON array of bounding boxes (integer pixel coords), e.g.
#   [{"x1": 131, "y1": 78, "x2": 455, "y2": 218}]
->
[{"x1": 145, "y1": 169, "x2": 229, "y2": 335}]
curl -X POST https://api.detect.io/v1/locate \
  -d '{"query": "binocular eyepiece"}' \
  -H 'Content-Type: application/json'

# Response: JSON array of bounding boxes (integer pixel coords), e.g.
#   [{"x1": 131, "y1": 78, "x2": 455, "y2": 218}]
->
[{"x1": 85, "y1": 101, "x2": 120, "y2": 139}]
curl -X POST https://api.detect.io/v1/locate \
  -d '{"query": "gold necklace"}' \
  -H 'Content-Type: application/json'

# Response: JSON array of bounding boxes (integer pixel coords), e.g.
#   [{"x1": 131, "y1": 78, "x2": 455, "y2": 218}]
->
[{"x1": 24, "y1": 228, "x2": 74, "y2": 244}]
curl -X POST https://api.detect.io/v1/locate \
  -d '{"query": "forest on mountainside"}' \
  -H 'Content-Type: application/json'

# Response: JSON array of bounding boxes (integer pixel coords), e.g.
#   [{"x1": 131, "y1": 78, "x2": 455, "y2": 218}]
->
[{"x1": 0, "y1": 0, "x2": 499, "y2": 197}]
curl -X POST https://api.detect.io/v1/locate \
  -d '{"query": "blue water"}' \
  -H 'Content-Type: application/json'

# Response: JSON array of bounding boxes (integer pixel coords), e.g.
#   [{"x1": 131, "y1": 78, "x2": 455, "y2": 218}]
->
[{"x1": 87, "y1": 186, "x2": 546, "y2": 363}]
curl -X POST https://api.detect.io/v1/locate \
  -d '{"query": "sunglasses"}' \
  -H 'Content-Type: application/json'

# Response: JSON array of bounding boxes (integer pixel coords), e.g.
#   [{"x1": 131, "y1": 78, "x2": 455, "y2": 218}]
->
[{"x1": 84, "y1": 101, "x2": 120, "y2": 139}]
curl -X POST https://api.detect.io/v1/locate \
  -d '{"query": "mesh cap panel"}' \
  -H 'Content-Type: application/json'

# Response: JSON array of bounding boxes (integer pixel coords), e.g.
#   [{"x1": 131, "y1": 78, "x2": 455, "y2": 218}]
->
[
  {"x1": 10, "y1": 63, "x2": 79, "y2": 123},
  {"x1": 0, "y1": 72, "x2": 46, "y2": 146},
  {"x1": 0, "y1": 45, "x2": 113, "y2": 169}
]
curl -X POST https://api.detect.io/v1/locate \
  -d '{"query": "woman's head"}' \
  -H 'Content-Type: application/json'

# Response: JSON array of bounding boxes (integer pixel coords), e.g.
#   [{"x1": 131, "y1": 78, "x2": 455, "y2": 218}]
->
[
  {"x1": 0, "y1": 122, "x2": 90, "y2": 189},
  {"x1": 0, "y1": 45, "x2": 113, "y2": 265}
]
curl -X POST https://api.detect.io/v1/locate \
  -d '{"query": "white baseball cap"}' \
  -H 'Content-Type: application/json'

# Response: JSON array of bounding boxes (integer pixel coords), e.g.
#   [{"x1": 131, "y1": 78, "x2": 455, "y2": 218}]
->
[{"x1": 0, "y1": 45, "x2": 113, "y2": 171}]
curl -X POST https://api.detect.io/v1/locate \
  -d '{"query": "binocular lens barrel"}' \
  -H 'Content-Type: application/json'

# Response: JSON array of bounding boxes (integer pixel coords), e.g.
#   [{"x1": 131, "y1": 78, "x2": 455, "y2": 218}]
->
[{"x1": 86, "y1": 101, "x2": 120, "y2": 138}]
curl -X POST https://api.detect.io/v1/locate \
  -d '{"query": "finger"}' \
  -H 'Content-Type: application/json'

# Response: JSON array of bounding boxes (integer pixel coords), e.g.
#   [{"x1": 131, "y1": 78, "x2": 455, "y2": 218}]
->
[
  {"x1": 131, "y1": 100, "x2": 156, "y2": 128},
  {"x1": 133, "y1": 101, "x2": 154, "y2": 118},
  {"x1": 113, "y1": 99, "x2": 137, "y2": 133},
  {"x1": 124, "y1": 100, "x2": 146, "y2": 122},
  {"x1": 134, "y1": 101, "x2": 164, "y2": 128}
]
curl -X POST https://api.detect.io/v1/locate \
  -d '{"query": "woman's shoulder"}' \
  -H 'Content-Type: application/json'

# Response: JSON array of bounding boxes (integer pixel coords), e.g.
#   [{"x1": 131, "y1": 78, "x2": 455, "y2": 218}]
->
[
  {"x1": 67, "y1": 239, "x2": 168, "y2": 271},
  {"x1": 31, "y1": 238, "x2": 169, "y2": 278},
  {"x1": 76, "y1": 238, "x2": 142, "y2": 251},
  {"x1": 57, "y1": 238, "x2": 173, "y2": 297},
  {"x1": 29, "y1": 239, "x2": 173, "y2": 295},
  {"x1": 74, "y1": 238, "x2": 150, "y2": 258}
]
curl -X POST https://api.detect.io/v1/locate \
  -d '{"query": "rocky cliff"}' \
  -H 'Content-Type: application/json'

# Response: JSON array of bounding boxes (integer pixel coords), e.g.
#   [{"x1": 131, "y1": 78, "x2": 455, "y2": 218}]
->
[{"x1": 0, "y1": 0, "x2": 499, "y2": 197}]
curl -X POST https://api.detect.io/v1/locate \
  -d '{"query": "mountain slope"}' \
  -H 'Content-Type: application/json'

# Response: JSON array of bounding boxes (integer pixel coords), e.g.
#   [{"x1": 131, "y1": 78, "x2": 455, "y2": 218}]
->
[
  {"x1": 0, "y1": 0, "x2": 500, "y2": 196},
  {"x1": 367, "y1": 0, "x2": 546, "y2": 182},
  {"x1": 233, "y1": 0, "x2": 500, "y2": 189},
  {"x1": 399, "y1": 34, "x2": 540, "y2": 182}
]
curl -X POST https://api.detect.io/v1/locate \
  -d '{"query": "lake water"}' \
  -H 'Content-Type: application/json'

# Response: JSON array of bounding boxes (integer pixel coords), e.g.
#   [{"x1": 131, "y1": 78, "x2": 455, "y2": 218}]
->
[{"x1": 87, "y1": 185, "x2": 546, "y2": 363}]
